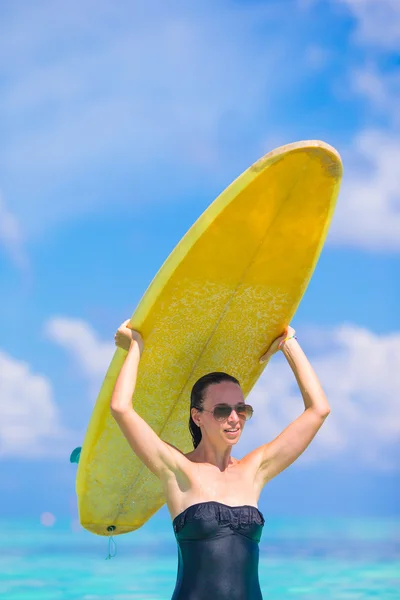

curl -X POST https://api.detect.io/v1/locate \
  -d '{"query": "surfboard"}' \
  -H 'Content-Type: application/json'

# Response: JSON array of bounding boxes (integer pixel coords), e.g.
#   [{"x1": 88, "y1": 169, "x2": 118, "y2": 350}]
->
[{"x1": 75, "y1": 140, "x2": 342, "y2": 536}]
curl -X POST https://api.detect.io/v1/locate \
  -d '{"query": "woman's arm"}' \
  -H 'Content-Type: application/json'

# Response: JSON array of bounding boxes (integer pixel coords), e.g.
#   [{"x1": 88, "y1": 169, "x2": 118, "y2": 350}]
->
[
  {"x1": 250, "y1": 329, "x2": 330, "y2": 486},
  {"x1": 281, "y1": 336, "x2": 330, "y2": 416},
  {"x1": 110, "y1": 321, "x2": 182, "y2": 479},
  {"x1": 110, "y1": 338, "x2": 142, "y2": 413}
]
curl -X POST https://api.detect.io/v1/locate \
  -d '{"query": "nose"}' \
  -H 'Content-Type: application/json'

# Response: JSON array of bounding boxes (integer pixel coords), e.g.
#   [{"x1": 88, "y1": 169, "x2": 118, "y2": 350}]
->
[{"x1": 227, "y1": 410, "x2": 240, "y2": 425}]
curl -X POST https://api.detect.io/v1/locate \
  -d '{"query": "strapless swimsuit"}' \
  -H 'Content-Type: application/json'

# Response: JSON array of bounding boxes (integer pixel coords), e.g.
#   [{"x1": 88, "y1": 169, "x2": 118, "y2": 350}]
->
[{"x1": 171, "y1": 500, "x2": 265, "y2": 600}]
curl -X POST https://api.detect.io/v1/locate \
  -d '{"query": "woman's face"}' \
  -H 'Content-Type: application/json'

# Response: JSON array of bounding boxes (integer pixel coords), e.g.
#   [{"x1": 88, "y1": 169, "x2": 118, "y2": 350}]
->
[{"x1": 199, "y1": 381, "x2": 246, "y2": 443}]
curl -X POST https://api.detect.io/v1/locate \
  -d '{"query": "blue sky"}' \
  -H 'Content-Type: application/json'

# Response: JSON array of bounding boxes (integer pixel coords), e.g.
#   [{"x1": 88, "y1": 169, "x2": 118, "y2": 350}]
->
[{"x1": 0, "y1": 0, "x2": 399, "y2": 523}]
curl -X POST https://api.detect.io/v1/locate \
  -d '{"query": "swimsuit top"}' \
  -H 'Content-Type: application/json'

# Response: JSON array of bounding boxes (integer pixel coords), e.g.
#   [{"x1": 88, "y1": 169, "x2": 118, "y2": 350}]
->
[{"x1": 171, "y1": 500, "x2": 265, "y2": 600}]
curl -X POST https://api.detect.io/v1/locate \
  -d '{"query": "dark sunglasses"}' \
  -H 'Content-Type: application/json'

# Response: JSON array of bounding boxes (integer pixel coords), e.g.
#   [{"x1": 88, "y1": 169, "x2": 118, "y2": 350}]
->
[{"x1": 195, "y1": 402, "x2": 254, "y2": 422}]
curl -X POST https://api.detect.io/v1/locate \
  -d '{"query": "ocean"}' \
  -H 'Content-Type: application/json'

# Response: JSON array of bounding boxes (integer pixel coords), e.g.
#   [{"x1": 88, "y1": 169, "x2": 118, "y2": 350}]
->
[{"x1": 1, "y1": 514, "x2": 399, "y2": 599}]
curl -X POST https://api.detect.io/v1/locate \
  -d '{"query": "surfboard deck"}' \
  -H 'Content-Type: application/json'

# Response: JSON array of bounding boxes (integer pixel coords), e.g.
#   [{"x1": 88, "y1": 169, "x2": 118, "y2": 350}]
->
[{"x1": 76, "y1": 140, "x2": 342, "y2": 535}]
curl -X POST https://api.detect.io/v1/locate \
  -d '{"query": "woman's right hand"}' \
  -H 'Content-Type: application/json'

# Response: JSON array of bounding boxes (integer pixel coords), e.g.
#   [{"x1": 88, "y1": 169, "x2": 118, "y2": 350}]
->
[{"x1": 114, "y1": 319, "x2": 144, "y2": 355}]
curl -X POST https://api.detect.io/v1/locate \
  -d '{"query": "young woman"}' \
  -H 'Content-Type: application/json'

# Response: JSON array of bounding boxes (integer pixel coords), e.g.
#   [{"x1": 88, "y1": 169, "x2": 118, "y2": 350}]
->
[{"x1": 111, "y1": 320, "x2": 330, "y2": 600}]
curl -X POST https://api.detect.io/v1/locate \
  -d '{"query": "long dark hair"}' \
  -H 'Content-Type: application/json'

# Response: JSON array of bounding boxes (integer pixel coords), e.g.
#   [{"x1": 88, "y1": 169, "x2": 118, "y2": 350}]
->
[{"x1": 189, "y1": 372, "x2": 240, "y2": 449}]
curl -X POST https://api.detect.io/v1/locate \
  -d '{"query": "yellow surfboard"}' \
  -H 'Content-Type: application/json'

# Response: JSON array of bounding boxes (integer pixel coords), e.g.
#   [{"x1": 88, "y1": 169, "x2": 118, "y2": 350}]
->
[{"x1": 75, "y1": 140, "x2": 342, "y2": 536}]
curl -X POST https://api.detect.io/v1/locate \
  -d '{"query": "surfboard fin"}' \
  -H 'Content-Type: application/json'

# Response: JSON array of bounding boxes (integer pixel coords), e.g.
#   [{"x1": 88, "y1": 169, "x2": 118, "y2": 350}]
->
[{"x1": 70, "y1": 446, "x2": 82, "y2": 464}]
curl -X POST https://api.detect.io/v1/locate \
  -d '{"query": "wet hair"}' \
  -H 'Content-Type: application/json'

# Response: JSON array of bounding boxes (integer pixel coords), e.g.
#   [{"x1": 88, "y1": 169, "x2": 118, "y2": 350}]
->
[{"x1": 189, "y1": 372, "x2": 240, "y2": 449}]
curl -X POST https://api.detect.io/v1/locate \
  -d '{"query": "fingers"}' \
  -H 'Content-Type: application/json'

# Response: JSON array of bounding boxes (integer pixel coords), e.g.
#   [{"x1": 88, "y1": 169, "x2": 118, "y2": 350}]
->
[
  {"x1": 114, "y1": 319, "x2": 143, "y2": 350},
  {"x1": 115, "y1": 319, "x2": 131, "y2": 336}
]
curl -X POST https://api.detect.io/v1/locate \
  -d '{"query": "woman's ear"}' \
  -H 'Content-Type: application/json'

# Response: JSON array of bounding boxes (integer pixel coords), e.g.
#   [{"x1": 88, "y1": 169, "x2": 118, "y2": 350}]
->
[{"x1": 191, "y1": 407, "x2": 201, "y2": 428}]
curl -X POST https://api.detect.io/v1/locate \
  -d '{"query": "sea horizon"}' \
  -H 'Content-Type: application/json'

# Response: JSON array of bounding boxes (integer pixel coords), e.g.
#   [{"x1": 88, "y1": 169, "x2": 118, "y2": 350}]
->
[{"x1": 1, "y1": 515, "x2": 399, "y2": 599}]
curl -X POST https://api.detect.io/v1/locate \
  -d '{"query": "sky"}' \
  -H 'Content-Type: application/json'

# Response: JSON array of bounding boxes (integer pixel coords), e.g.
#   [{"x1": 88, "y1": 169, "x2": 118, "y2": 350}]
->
[{"x1": 0, "y1": 0, "x2": 399, "y2": 523}]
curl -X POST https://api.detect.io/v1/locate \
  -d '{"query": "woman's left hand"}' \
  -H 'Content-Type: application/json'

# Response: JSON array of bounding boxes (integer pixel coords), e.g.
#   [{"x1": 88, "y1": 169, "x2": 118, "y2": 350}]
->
[{"x1": 259, "y1": 325, "x2": 296, "y2": 364}]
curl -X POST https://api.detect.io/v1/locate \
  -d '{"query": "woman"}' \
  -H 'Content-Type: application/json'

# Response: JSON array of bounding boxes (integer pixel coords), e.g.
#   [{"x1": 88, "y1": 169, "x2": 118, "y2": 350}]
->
[{"x1": 111, "y1": 319, "x2": 330, "y2": 600}]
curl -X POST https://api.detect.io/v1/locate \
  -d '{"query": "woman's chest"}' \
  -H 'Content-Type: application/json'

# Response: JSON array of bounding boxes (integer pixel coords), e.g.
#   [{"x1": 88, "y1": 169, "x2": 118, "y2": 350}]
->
[{"x1": 164, "y1": 460, "x2": 260, "y2": 509}]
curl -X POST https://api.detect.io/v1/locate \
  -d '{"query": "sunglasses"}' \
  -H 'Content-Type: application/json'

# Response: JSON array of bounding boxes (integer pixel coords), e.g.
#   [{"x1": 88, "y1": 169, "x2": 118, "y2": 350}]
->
[{"x1": 195, "y1": 402, "x2": 254, "y2": 422}]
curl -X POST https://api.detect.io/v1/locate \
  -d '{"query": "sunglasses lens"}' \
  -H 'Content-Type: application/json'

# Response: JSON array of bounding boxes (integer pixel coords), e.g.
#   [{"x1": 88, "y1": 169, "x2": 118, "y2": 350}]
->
[
  {"x1": 213, "y1": 405, "x2": 232, "y2": 421},
  {"x1": 246, "y1": 406, "x2": 254, "y2": 420},
  {"x1": 213, "y1": 404, "x2": 253, "y2": 421},
  {"x1": 239, "y1": 405, "x2": 253, "y2": 420}
]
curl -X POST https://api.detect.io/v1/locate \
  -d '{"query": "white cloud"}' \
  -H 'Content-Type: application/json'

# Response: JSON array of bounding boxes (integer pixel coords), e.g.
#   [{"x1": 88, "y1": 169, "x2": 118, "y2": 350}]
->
[
  {"x1": 0, "y1": 317, "x2": 113, "y2": 459},
  {"x1": 338, "y1": 0, "x2": 400, "y2": 50},
  {"x1": 352, "y1": 66, "x2": 400, "y2": 126},
  {"x1": 44, "y1": 317, "x2": 115, "y2": 400},
  {"x1": 318, "y1": 2, "x2": 400, "y2": 252},
  {"x1": 0, "y1": 194, "x2": 28, "y2": 269},
  {"x1": 328, "y1": 129, "x2": 400, "y2": 251},
  {"x1": 242, "y1": 324, "x2": 400, "y2": 472},
  {"x1": 0, "y1": 351, "x2": 72, "y2": 458},
  {"x1": 332, "y1": 1, "x2": 400, "y2": 127}
]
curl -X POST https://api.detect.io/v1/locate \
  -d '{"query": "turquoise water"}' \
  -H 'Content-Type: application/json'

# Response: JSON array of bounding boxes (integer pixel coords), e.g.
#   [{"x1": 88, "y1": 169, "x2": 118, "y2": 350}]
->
[{"x1": 1, "y1": 515, "x2": 399, "y2": 599}]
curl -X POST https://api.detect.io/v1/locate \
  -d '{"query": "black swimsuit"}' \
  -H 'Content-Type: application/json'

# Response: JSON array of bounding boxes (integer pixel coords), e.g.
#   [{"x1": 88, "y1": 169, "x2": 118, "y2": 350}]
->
[{"x1": 171, "y1": 500, "x2": 265, "y2": 600}]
